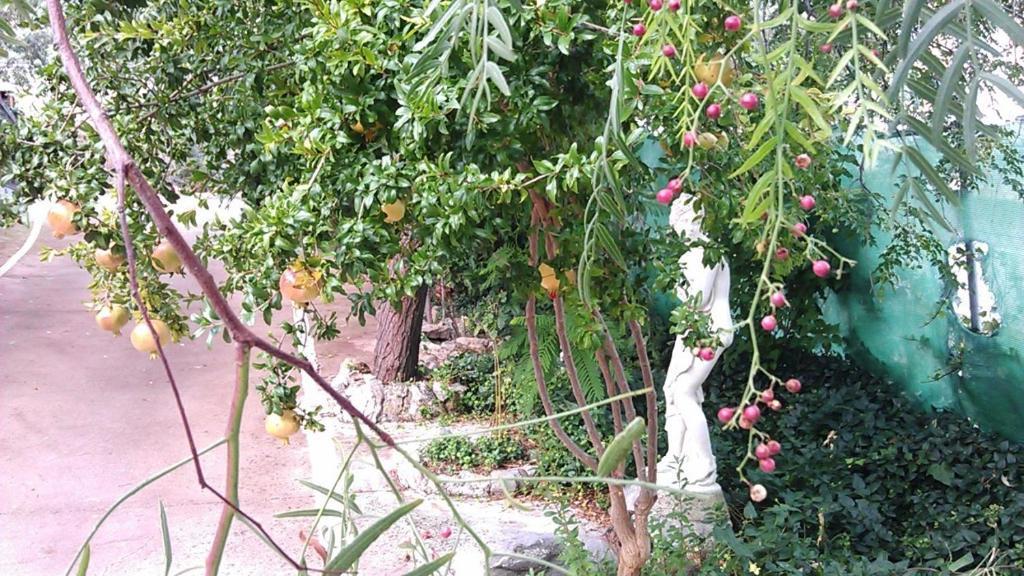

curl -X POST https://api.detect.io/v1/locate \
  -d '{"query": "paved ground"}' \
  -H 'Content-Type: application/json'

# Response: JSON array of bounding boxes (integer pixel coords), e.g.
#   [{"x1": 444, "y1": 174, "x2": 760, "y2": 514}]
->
[{"x1": 0, "y1": 225, "x2": 379, "y2": 576}]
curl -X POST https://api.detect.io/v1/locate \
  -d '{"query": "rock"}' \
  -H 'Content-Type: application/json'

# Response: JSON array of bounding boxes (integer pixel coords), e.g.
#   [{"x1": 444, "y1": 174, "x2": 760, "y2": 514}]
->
[
  {"x1": 332, "y1": 359, "x2": 443, "y2": 423},
  {"x1": 488, "y1": 533, "x2": 561, "y2": 575},
  {"x1": 452, "y1": 336, "x2": 493, "y2": 353},
  {"x1": 418, "y1": 336, "x2": 495, "y2": 370},
  {"x1": 422, "y1": 318, "x2": 456, "y2": 341}
]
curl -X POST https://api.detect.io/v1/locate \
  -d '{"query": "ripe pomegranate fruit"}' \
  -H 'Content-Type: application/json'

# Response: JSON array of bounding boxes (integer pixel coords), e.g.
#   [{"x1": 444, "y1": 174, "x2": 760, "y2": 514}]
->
[
  {"x1": 754, "y1": 443, "x2": 771, "y2": 460},
  {"x1": 761, "y1": 315, "x2": 777, "y2": 331},
  {"x1": 846, "y1": 0, "x2": 859, "y2": 10},
  {"x1": 266, "y1": 409, "x2": 301, "y2": 443},
  {"x1": 750, "y1": 483, "x2": 767, "y2": 502},
  {"x1": 667, "y1": 0, "x2": 680, "y2": 10},
  {"x1": 95, "y1": 305, "x2": 130, "y2": 334},
  {"x1": 794, "y1": 153, "x2": 812, "y2": 169},
  {"x1": 705, "y1": 103, "x2": 722, "y2": 120},
  {"x1": 785, "y1": 378, "x2": 802, "y2": 393},
  {"x1": 758, "y1": 457, "x2": 776, "y2": 473},
  {"x1": 739, "y1": 92, "x2": 759, "y2": 110},
  {"x1": 151, "y1": 239, "x2": 183, "y2": 274},
  {"x1": 94, "y1": 248, "x2": 125, "y2": 271},
  {"x1": 662, "y1": 44, "x2": 676, "y2": 58},
  {"x1": 632, "y1": 23, "x2": 646, "y2": 37},
  {"x1": 691, "y1": 82, "x2": 709, "y2": 100},
  {"x1": 812, "y1": 259, "x2": 831, "y2": 278},
  {"x1": 828, "y1": 3, "x2": 842, "y2": 18},
  {"x1": 683, "y1": 131, "x2": 697, "y2": 148},
  {"x1": 130, "y1": 319, "x2": 171, "y2": 354},
  {"x1": 800, "y1": 194, "x2": 816, "y2": 211},
  {"x1": 667, "y1": 178, "x2": 683, "y2": 192},
  {"x1": 649, "y1": 0, "x2": 662, "y2": 10},
  {"x1": 742, "y1": 404, "x2": 761, "y2": 423},
  {"x1": 698, "y1": 347, "x2": 715, "y2": 361},
  {"x1": 717, "y1": 406, "x2": 736, "y2": 424},
  {"x1": 723, "y1": 15, "x2": 741, "y2": 31},
  {"x1": 47, "y1": 200, "x2": 80, "y2": 239},
  {"x1": 656, "y1": 188, "x2": 675, "y2": 205},
  {"x1": 770, "y1": 291, "x2": 787, "y2": 308},
  {"x1": 280, "y1": 266, "x2": 322, "y2": 304},
  {"x1": 791, "y1": 222, "x2": 808, "y2": 237},
  {"x1": 767, "y1": 440, "x2": 782, "y2": 455}
]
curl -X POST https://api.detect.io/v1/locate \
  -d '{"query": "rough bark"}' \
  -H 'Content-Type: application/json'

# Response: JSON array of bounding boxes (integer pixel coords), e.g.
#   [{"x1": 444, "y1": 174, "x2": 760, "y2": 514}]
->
[{"x1": 373, "y1": 285, "x2": 428, "y2": 383}]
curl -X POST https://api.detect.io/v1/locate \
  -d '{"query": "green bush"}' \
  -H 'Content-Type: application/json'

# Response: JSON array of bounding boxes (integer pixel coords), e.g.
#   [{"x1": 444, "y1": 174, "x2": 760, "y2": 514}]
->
[
  {"x1": 420, "y1": 432, "x2": 526, "y2": 473},
  {"x1": 431, "y1": 352, "x2": 496, "y2": 416},
  {"x1": 700, "y1": 354, "x2": 1024, "y2": 574}
]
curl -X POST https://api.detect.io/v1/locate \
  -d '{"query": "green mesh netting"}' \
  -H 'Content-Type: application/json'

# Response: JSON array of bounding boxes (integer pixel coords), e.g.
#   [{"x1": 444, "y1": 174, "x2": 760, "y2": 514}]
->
[{"x1": 827, "y1": 136, "x2": 1024, "y2": 443}]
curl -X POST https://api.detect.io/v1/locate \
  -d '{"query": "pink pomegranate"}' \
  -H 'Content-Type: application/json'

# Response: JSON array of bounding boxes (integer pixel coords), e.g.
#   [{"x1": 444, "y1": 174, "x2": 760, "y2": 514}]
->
[
  {"x1": 770, "y1": 291, "x2": 787, "y2": 308},
  {"x1": 761, "y1": 388, "x2": 775, "y2": 403},
  {"x1": 743, "y1": 404, "x2": 761, "y2": 423},
  {"x1": 754, "y1": 443, "x2": 771, "y2": 460},
  {"x1": 668, "y1": 0, "x2": 680, "y2": 10},
  {"x1": 699, "y1": 347, "x2": 715, "y2": 361},
  {"x1": 785, "y1": 378, "x2": 802, "y2": 393},
  {"x1": 828, "y1": 3, "x2": 842, "y2": 18},
  {"x1": 706, "y1": 103, "x2": 722, "y2": 119},
  {"x1": 758, "y1": 457, "x2": 776, "y2": 473},
  {"x1": 820, "y1": 43, "x2": 833, "y2": 53},
  {"x1": 738, "y1": 416, "x2": 754, "y2": 429},
  {"x1": 691, "y1": 82, "x2": 709, "y2": 100},
  {"x1": 439, "y1": 526, "x2": 453, "y2": 539},
  {"x1": 668, "y1": 177, "x2": 683, "y2": 192},
  {"x1": 649, "y1": 0, "x2": 662, "y2": 10},
  {"x1": 717, "y1": 406, "x2": 736, "y2": 424},
  {"x1": 846, "y1": 0, "x2": 859, "y2": 10},
  {"x1": 775, "y1": 247, "x2": 790, "y2": 261},
  {"x1": 761, "y1": 314, "x2": 777, "y2": 331},
  {"x1": 633, "y1": 23, "x2": 646, "y2": 37},
  {"x1": 794, "y1": 153, "x2": 812, "y2": 169},
  {"x1": 724, "y1": 15, "x2": 741, "y2": 31},
  {"x1": 739, "y1": 92, "x2": 759, "y2": 111},
  {"x1": 812, "y1": 259, "x2": 831, "y2": 278},
  {"x1": 656, "y1": 188, "x2": 675, "y2": 205},
  {"x1": 799, "y1": 194, "x2": 816, "y2": 211},
  {"x1": 791, "y1": 222, "x2": 808, "y2": 237},
  {"x1": 683, "y1": 131, "x2": 697, "y2": 148},
  {"x1": 662, "y1": 43, "x2": 676, "y2": 58},
  {"x1": 767, "y1": 440, "x2": 782, "y2": 455}
]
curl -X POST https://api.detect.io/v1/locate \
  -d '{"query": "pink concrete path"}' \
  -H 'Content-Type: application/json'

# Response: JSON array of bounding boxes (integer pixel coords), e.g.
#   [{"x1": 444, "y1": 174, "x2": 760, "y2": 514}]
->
[{"x1": 0, "y1": 226, "x2": 377, "y2": 575}]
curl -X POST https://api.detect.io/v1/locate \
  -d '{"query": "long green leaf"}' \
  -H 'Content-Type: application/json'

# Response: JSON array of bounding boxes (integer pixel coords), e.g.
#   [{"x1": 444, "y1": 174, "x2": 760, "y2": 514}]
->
[
  {"x1": 903, "y1": 116, "x2": 977, "y2": 176},
  {"x1": 891, "y1": 179, "x2": 910, "y2": 216},
  {"x1": 324, "y1": 500, "x2": 423, "y2": 573},
  {"x1": 897, "y1": 0, "x2": 927, "y2": 57},
  {"x1": 76, "y1": 545, "x2": 90, "y2": 576},
  {"x1": 981, "y1": 72, "x2": 1024, "y2": 107},
  {"x1": 964, "y1": 77, "x2": 980, "y2": 161},
  {"x1": 730, "y1": 136, "x2": 778, "y2": 178},
  {"x1": 931, "y1": 42, "x2": 972, "y2": 133},
  {"x1": 790, "y1": 87, "x2": 830, "y2": 133},
  {"x1": 402, "y1": 552, "x2": 456, "y2": 576},
  {"x1": 160, "y1": 502, "x2": 172, "y2": 576},
  {"x1": 973, "y1": 0, "x2": 1024, "y2": 48},
  {"x1": 597, "y1": 417, "x2": 645, "y2": 477},
  {"x1": 890, "y1": 0, "x2": 966, "y2": 96},
  {"x1": 274, "y1": 508, "x2": 346, "y2": 519},
  {"x1": 904, "y1": 146, "x2": 960, "y2": 207},
  {"x1": 909, "y1": 177, "x2": 955, "y2": 233}
]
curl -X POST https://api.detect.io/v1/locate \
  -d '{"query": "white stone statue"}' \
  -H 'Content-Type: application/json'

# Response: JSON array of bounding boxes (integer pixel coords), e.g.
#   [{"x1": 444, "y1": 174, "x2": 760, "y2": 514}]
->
[{"x1": 657, "y1": 194, "x2": 734, "y2": 494}]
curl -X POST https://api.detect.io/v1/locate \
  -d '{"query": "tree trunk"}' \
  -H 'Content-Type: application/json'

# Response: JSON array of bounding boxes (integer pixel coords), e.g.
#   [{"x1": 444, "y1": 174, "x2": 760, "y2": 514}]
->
[{"x1": 373, "y1": 285, "x2": 428, "y2": 382}]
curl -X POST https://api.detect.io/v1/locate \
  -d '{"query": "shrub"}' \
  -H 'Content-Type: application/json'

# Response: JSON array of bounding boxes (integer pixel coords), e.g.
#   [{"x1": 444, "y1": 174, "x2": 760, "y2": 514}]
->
[
  {"x1": 702, "y1": 353, "x2": 1024, "y2": 573},
  {"x1": 420, "y1": 432, "x2": 526, "y2": 473},
  {"x1": 431, "y1": 352, "x2": 497, "y2": 416}
]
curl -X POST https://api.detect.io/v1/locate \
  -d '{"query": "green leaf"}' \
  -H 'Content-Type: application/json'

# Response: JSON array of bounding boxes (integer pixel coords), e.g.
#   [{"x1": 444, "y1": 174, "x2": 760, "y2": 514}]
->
[
  {"x1": 964, "y1": 76, "x2": 979, "y2": 161},
  {"x1": 855, "y1": 14, "x2": 887, "y2": 39},
  {"x1": 485, "y1": 37, "x2": 515, "y2": 62},
  {"x1": 730, "y1": 136, "x2": 778, "y2": 178},
  {"x1": 897, "y1": 0, "x2": 927, "y2": 57},
  {"x1": 791, "y1": 87, "x2": 830, "y2": 133},
  {"x1": 597, "y1": 417, "x2": 645, "y2": 477},
  {"x1": 324, "y1": 500, "x2": 423, "y2": 573},
  {"x1": 927, "y1": 462, "x2": 954, "y2": 487},
  {"x1": 76, "y1": 545, "x2": 90, "y2": 576},
  {"x1": 948, "y1": 552, "x2": 974, "y2": 571},
  {"x1": 484, "y1": 62, "x2": 510, "y2": 97},
  {"x1": 973, "y1": 0, "x2": 1024, "y2": 48},
  {"x1": 485, "y1": 6, "x2": 513, "y2": 50},
  {"x1": 402, "y1": 552, "x2": 456, "y2": 576},
  {"x1": 274, "y1": 509, "x2": 346, "y2": 519},
  {"x1": 826, "y1": 47, "x2": 857, "y2": 88},
  {"x1": 980, "y1": 72, "x2": 1024, "y2": 108},
  {"x1": 903, "y1": 116, "x2": 977, "y2": 176},
  {"x1": 298, "y1": 479, "x2": 360, "y2": 512},
  {"x1": 931, "y1": 42, "x2": 971, "y2": 133},
  {"x1": 160, "y1": 502, "x2": 172, "y2": 576},
  {"x1": 908, "y1": 177, "x2": 955, "y2": 233},
  {"x1": 904, "y1": 145, "x2": 960, "y2": 207},
  {"x1": 594, "y1": 224, "x2": 627, "y2": 270},
  {"x1": 889, "y1": 0, "x2": 966, "y2": 97},
  {"x1": 891, "y1": 179, "x2": 910, "y2": 216}
]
